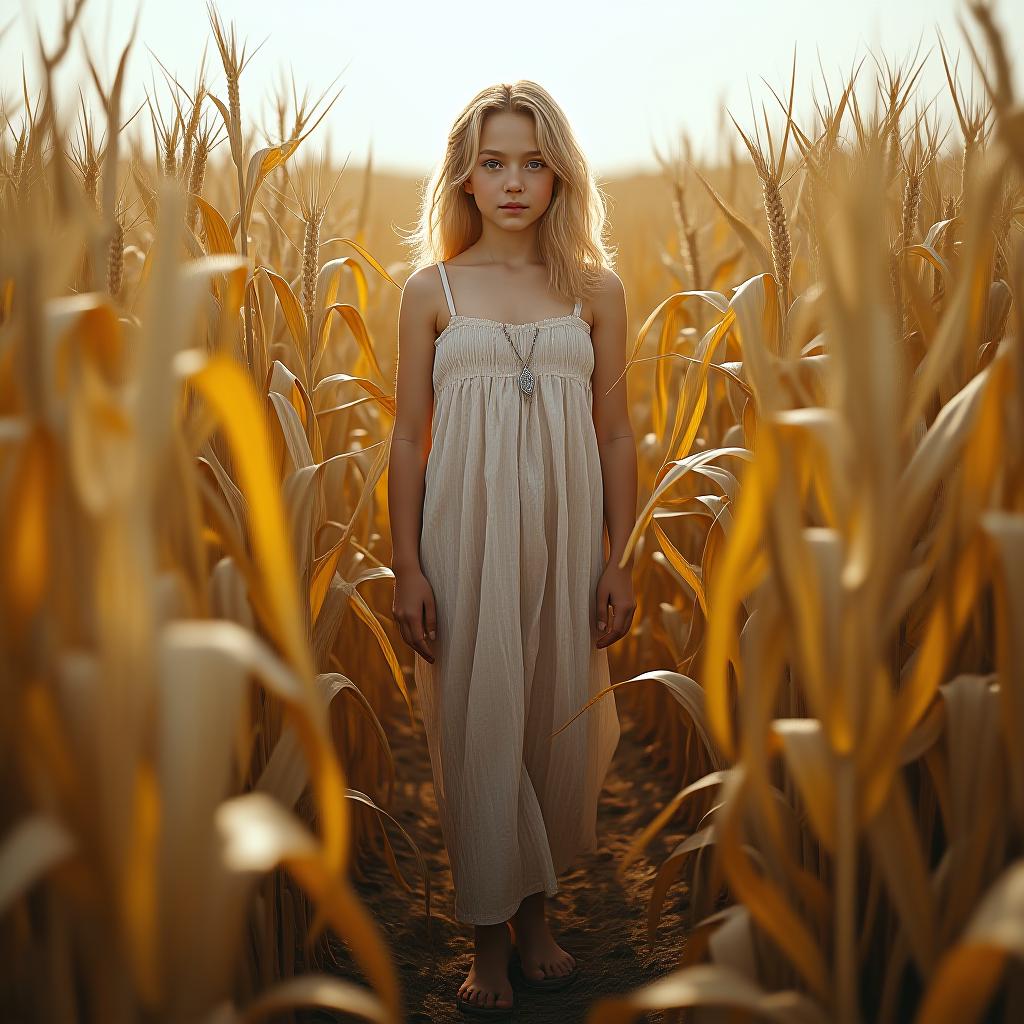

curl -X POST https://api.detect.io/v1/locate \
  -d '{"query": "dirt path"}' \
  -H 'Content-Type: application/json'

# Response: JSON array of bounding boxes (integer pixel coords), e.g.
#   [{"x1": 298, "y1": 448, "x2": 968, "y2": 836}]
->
[{"x1": 312, "y1": 692, "x2": 690, "y2": 1023}]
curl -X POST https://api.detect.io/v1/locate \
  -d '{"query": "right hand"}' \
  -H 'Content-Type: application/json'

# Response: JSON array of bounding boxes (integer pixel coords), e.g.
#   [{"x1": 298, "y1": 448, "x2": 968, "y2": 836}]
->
[{"x1": 392, "y1": 569, "x2": 438, "y2": 663}]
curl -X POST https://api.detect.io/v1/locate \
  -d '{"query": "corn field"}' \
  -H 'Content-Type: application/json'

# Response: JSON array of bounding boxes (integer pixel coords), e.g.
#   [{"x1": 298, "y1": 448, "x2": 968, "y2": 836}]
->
[{"x1": 1, "y1": 0, "x2": 1023, "y2": 1022}]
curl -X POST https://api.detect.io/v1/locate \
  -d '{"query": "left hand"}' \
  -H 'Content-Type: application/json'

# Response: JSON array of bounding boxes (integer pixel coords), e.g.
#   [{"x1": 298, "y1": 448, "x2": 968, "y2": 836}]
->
[{"x1": 594, "y1": 560, "x2": 636, "y2": 649}]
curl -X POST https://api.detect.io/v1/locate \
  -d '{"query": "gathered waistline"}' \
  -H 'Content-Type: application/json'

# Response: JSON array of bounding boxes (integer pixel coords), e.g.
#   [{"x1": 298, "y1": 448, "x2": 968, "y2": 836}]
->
[{"x1": 436, "y1": 370, "x2": 593, "y2": 393}]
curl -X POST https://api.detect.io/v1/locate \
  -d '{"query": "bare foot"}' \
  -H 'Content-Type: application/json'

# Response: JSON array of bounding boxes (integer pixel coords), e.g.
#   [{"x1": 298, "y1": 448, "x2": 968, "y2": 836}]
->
[
  {"x1": 510, "y1": 897, "x2": 576, "y2": 981},
  {"x1": 458, "y1": 922, "x2": 514, "y2": 1010}
]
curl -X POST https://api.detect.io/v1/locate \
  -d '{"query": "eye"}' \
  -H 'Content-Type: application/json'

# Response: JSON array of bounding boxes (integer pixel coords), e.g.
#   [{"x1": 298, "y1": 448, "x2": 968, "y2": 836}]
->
[{"x1": 481, "y1": 158, "x2": 546, "y2": 170}]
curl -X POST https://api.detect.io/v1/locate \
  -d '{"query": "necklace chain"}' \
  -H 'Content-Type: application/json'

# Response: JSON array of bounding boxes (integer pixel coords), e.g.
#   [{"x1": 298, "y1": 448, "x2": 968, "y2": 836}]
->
[
  {"x1": 500, "y1": 322, "x2": 540, "y2": 399},
  {"x1": 482, "y1": 241, "x2": 543, "y2": 400}
]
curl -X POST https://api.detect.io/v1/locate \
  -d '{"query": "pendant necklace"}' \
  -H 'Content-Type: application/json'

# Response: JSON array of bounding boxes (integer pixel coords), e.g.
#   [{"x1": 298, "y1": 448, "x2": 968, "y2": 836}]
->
[
  {"x1": 502, "y1": 322, "x2": 540, "y2": 398},
  {"x1": 483, "y1": 241, "x2": 541, "y2": 400}
]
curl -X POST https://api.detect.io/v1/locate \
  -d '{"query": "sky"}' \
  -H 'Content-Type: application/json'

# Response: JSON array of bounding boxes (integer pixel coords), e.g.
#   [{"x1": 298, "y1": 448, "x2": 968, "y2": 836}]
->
[{"x1": 3, "y1": 0, "x2": 1023, "y2": 178}]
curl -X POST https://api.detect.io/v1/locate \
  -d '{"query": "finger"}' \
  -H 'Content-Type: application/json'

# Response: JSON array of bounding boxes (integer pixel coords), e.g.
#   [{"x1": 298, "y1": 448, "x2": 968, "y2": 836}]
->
[
  {"x1": 399, "y1": 615, "x2": 433, "y2": 662},
  {"x1": 415, "y1": 610, "x2": 435, "y2": 661},
  {"x1": 598, "y1": 602, "x2": 630, "y2": 647},
  {"x1": 397, "y1": 617, "x2": 412, "y2": 650}
]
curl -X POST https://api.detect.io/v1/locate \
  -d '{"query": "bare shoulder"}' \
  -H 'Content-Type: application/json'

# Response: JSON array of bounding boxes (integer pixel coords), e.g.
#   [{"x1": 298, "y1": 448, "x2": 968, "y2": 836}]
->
[
  {"x1": 590, "y1": 267, "x2": 626, "y2": 327},
  {"x1": 400, "y1": 263, "x2": 445, "y2": 335},
  {"x1": 402, "y1": 263, "x2": 443, "y2": 308}
]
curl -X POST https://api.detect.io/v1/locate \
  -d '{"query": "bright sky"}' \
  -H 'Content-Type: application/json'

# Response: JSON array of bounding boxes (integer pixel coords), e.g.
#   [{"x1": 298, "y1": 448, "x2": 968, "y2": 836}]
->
[{"x1": 3, "y1": 0, "x2": 1023, "y2": 177}]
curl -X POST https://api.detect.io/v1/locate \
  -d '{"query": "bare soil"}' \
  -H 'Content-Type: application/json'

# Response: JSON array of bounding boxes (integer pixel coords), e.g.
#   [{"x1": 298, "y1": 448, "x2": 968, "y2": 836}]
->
[{"x1": 307, "y1": 694, "x2": 690, "y2": 1023}]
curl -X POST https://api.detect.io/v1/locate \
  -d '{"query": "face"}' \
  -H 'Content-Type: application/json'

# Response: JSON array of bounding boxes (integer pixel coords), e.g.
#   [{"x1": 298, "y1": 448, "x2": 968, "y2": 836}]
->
[{"x1": 463, "y1": 110, "x2": 557, "y2": 230}]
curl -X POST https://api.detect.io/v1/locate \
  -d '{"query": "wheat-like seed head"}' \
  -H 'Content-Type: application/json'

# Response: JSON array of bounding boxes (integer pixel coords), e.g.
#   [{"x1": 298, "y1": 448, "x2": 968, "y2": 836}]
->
[
  {"x1": 107, "y1": 216, "x2": 124, "y2": 298},
  {"x1": 189, "y1": 138, "x2": 210, "y2": 199},
  {"x1": 181, "y1": 89, "x2": 205, "y2": 179},
  {"x1": 668, "y1": 175, "x2": 703, "y2": 293},
  {"x1": 762, "y1": 177, "x2": 792, "y2": 302},
  {"x1": 301, "y1": 217, "x2": 320, "y2": 330},
  {"x1": 900, "y1": 173, "x2": 922, "y2": 250},
  {"x1": 992, "y1": 182, "x2": 1017, "y2": 280},
  {"x1": 83, "y1": 163, "x2": 100, "y2": 214}
]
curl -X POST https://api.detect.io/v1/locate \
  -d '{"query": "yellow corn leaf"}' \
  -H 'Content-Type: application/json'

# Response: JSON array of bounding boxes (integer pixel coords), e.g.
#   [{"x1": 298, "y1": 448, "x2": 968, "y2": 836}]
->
[
  {"x1": 239, "y1": 975, "x2": 390, "y2": 1024},
  {"x1": 717, "y1": 767, "x2": 831, "y2": 1002},
  {"x1": 772, "y1": 720, "x2": 836, "y2": 850},
  {"x1": 915, "y1": 860, "x2": 1024, "y2": 1024},
  {"x1": 618, "y1": 770, "x2": 731, "y2": 877},
  {"x1": 0, "y1": 814, "x2": 75, "y2": 914},
  {"x1": 193, "y1": 195, "x2": 236, "y2": 256},
  {"x1": 703, "y1": 438, "x2": 777, "y2": 758},
  {"x1": 256, "y1": 266, "x2": 306, "y2": 351},
  {"x1": 124, "y1": 762, "x2": 160, "y2": 1004},
  {"x1": 315, "y1": 302, "x2": 383, "y2": 383},
  {"x1": 183, "y1": 354, "x2": 314, "y2": 695},
  {"x1": 347, "y1": 586, "x2": 414, "y2": 721},
  {"x1": 648, "y1": 826, "x2": 716, "y2": 941},
  {"x1": 621, "y1": 446, "x2": 751, "y2": 569},
  {"x1": 652, "y1": 518, "x2": 707, "y2": 617},
  {"x1": 588, "y1": 963, "x2": 829, "y2": 1024},
  {"x1": 3, "y1": 424, "x2": 52, "y2": 625},
  {"x1": 313, "y1": 372, "x2": 395, "y2": 418},
  {"x1": 217, "y1": 792, "x2": 399, "y2": 1022},
  {"x1": 982, "y1": 511, "x2": 1024, "y2": 823},
  {"x1": 241, "y1": 140, "x2": 302, "y2": 232},
  {"x1": 316, "y1": 235, "x2": 401, "y2": 288}
]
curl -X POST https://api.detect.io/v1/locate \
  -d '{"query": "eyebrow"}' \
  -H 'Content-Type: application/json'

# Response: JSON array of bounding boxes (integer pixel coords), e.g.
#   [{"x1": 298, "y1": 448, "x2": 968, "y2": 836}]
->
[{"x1": 479, "y1": 149, "x2": 543, "y2": 157}]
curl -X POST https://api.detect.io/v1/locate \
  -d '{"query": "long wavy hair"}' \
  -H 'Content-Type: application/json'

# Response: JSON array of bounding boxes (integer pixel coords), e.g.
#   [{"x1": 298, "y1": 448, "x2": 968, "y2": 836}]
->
[{"x1": 400, "y1": 80, "x2": 616, "y2": 303}]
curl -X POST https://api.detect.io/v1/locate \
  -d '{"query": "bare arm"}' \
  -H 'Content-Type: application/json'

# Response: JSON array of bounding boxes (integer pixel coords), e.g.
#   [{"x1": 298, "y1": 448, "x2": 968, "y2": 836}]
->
[
  {"x1": 590, "y1": 268, "x2": 638, "y2": 647},
  {"x1": 388, "y1": 267, "x2": 440, "y2": 661},
  {"x1": 591, "y1": 268, "x2": 638, "y2": 569}
]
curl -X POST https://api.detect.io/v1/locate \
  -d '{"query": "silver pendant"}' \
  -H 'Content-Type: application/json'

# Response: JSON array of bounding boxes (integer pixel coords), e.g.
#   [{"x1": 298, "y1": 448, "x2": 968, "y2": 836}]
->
[{"x1": 518, "y1": 365, "x2": 535, "y2": 396}]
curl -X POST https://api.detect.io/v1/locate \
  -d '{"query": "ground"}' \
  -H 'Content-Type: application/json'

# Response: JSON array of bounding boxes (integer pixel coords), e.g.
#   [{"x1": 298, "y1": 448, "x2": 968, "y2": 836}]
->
[{"x1": 308, "y1": 694, "x2": 690, "y2": 1023}]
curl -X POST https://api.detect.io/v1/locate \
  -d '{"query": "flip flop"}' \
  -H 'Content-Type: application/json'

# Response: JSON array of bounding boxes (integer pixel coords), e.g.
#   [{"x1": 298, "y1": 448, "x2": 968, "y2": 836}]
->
[
  {"x1": 455, "y1": 949, "x2": 517, "y2": 1018},
  {"x1": 508, "y1": 947, "x2": 580, "y2": 992}
]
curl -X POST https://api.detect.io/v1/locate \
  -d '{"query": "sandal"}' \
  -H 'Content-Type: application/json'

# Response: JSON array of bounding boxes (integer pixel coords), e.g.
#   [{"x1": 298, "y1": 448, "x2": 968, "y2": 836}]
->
[
  {"x1": 508, "y1": 947, "x2": 580, "y2": 992},
  {"x1": 456, "y1": 949, "x2": 517, "y2": 1018}
]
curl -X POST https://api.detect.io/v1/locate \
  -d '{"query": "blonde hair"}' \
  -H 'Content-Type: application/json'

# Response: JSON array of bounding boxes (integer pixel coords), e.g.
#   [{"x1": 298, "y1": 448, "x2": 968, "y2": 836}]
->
[{"x1": 400, "y1": 80, "x2": 616, "y2": 302}]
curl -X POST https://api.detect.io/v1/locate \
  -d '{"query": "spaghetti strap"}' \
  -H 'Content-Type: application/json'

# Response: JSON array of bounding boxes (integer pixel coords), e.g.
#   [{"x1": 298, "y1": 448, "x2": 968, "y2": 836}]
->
[
  {"x1": 572, "y1": 297, "x2": 582, "y2": 318},
  {"x1": 437, "y1": 261, "x2": 457, "y2": 317}
]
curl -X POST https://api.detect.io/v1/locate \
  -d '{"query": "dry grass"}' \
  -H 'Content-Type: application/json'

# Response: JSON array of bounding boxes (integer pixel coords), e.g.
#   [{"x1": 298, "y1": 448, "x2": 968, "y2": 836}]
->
[{"x1": 1, "y1": 1, "x2": 1023, "y2": 1023}]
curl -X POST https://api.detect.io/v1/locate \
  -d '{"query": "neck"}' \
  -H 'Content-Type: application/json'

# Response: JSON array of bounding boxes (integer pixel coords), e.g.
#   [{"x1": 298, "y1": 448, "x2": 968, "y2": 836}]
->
[{"x1": 475, "y1": 221, "x2": 542, "y2": 266}]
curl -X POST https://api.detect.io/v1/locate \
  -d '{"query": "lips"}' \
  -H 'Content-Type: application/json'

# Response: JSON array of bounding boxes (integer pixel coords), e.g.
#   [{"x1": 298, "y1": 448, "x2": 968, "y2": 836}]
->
[{"x1": 500, "y1": 203, "x2": 526, "y2": 209}]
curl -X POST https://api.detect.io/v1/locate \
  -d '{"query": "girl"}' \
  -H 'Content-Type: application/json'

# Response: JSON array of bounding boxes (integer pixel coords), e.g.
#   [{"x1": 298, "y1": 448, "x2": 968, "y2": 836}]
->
[{"x1": 388, "y1": 81, "x2": 638, "y2": 1018}]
